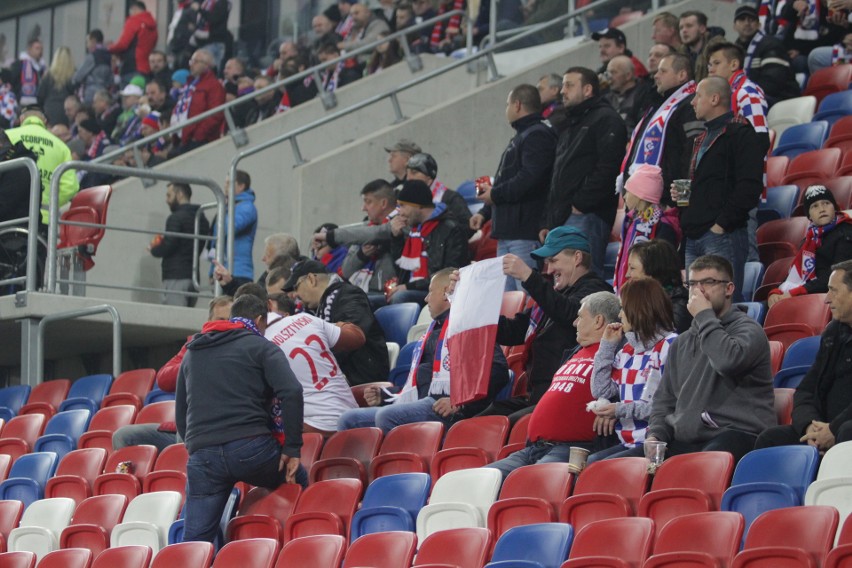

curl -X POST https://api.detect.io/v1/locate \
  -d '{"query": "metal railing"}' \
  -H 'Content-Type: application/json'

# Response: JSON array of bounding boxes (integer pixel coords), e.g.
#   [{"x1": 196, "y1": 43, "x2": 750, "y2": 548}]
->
[
  {"x1": 0, "y1": 157, "x2": 41, "y2": 292},
  {"x1": 35, "y1": 304, "x2": 121, "y2": 384},
  {"x1": 45, "y1": 162, "x2": 227, "y2": 298}
]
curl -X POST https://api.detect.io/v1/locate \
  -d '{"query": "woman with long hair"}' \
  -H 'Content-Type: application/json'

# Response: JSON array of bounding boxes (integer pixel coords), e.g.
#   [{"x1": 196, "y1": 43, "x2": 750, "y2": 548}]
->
[
  {"x1": 625, "y1": 239, "x2": 691, "y2": 333},
  {"x1": 586, "y1": 277, "x2": 678, "y2": 463},
  {"x1": 37, "y1": 46, "x2": 76, "y2": 126}
]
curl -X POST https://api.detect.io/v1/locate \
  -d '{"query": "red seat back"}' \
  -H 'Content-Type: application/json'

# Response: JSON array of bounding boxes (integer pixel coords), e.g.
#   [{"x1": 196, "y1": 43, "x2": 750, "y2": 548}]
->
[
  {"x1": 342, "y1": 531, "x2": 416, "y2": 568},
  {"x1": 765, "y1": 294, "x2": 831, "y2": 333},
  {"x1": 58, "y1": 186, "x2": 112, "y2": 252},
  {"x1": 134, "y1": 401, "x2": 174, "y2": 424},
  {"x1": 756, "y1": 217, "x2": 809, "y2": 246},
  {"x1": 273, "y1": 535, "x2": 345, "y2": 568},
  {"x1": 1, "y1": 414, "x2": 46, "y2": 446},
  {"x1": 566, "y1": 517, "x2": 654, "y2": 565},
  {"x1": 739, "y1": 506, "x2": 838, "y2": 566},
  {"x1": 90, "y1": 546, "x2": 152, "y2": 568},
  {"x1": 774, "y1": 388, "x2": 795, "y2": 426},
  {"x1": 648, "y1": 452, "x2": 733, "y2": 510},
  {"x1": 442, "y1": 415, "x2": 510, "y2": 460},
  {"x1": 500, "y1": 291, "x2": 527, "y2": 318},
  {"x1": 151, "y1": 542, "x2": 214, "y2": 568},
  {"x1": 86, "y1": 405, "x2": 137, "y2": 434},
  {"x1": 0, "y1": 500, "x2": 23, "y2": 544},
  {"x1": 18, "y1": 380, "x2": 71, "y2": 418},
  {"x1": 212, "y1": 538, "x2": 278, "y2": 568},
  {"x1": 782, "y1": 148, "x2": 842, "y2": 191},
  {"x1": 152, "y1": 443, "x2": 188, "y2": 473},
  {"x1": 766, "y1": 156, "x2": 790, "y2": 188},
  {"x1": 803, "y1": 63, "x2": 852, "y2": 104},
  {"x1": 414, "y1": 527, "x2": 492, "y2": 568},
  {"x1": 103, "y1": 369, "x2": 156, "y2": 409},
  {"x1": 651, "y1": 512, "x2": 744, "y2": 566},
  {"x1": 37, "y1": 548, "x2": 93, "y2": 568}
]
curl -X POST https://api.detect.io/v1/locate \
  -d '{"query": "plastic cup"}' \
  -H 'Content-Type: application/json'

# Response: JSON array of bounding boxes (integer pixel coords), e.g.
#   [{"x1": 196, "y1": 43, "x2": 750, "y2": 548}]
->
[
  {"x1": 644, "y1": 440, "x2": 667, "y2": 474},
  {"x1": 673, "y1": 179, "x2": 692, "y2": 207},
  {"x1": 567, "y1": 446, "x2": 590, "y2": 474}
]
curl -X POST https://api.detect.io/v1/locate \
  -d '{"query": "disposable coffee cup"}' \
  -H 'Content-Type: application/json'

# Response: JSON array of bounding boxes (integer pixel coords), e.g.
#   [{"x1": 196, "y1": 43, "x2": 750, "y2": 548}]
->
[
  {"x1": 673, "y1": 179, "x2": 692, "y2": 207},
  {"x1": 567, "y1": 446, "x2": 590, "y2": 473},
  {"x1": 644, "y1": 440, "x2": 667, "y2": 474}
]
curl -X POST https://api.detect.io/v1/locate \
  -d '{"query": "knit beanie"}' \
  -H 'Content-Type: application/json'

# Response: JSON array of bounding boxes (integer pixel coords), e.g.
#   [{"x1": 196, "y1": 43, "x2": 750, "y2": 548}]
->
[
  {"x1": 624, "y1": 164, "x2": 664, "y2": 205},
  {"x1": 397, "y1": 180, "x2": 434, "y2": 207},
  {"x1": 142, "y1": 113, "x2": 160, "y2": 131},
  {"x1": 78, "y1": 117, "x2": 101, "y2": 134},
  {"x1": 803, "y1": 185, "x2": 838, "y2": 214}
]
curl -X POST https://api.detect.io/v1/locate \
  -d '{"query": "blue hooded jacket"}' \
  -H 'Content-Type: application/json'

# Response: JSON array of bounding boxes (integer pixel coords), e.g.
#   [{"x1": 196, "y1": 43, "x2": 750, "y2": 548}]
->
[{"x1": 210, "y1": 188, "x2": 257, "y2": 280}]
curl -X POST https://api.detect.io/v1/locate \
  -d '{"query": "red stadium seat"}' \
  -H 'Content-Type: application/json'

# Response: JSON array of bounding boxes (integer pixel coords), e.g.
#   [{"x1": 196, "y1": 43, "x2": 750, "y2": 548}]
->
[
  {"x1": 57, "y1": 186, "x2": 112, "y2": 272},
  {"x1": 562, "y1": 517, "x2": 655, "y2": 568},
  {"x1": 610, "y1": 11, "x2": 645, "y2": 27},
  {"x1": 227, "y1": 484, "x2": 301, "y2": 545},
  {"x1": 803, "y1": 64, "x2": 852, "y2": 104},
  {"x1": 101, "y1": 369, "x2": 156, "y2": 411},
  {"x1": 59, "y1": 494, "x2": 128, "y2": 556},
  {"x1": 0, "y1": 551, "x2": 35, "y2": 568},
  {"x1": 766, "y1": 156, "x2": 790, "y2": 188},
  {"x1": 273, "y1": 535, "x2": 345, "y2": 568},
  {"x1": 350, "y1": 382, "x2": 393, "y2": 408},
  {"x1": 90, "y1": 546, "x2": 152, "y2": 568},
  {"x1": 212, "y1": 538, "x2": 278, "y2": 568},
  {"x1": 44, "y1": 448, "x2": 108, "y2": 505},
  {"x1": 764, "y1": 294, "x2": 830, "y2": 349},
  {"x1": 299, "y1": 433, "x2": 323, "y2": 472},
  {"x1": 308, "y1": 427, "x2": 382, "y2": 485},
  {"x1": 430, "y1": 415, "x2": 510, "y2": 482},
  {"x1": 142, "y1": 443, "x2": 188, "y2": 502},
  {"x1": 369, "y1": 422, "x2": 444, "y2": 481},
  {"x1": 133, "y1": 401, "x2": 174, "y2": 425},
  {"x1": 18, "y1": 380, "x2": 71, "y2": 420},
  {"x1": 837, "y1": 151, "x2": 852, "y2": 177},
  {"x1": 501, "y1": 291, "x2": 527, "y2": 318},
  {"x1": 0, "y1": 455, "x2": 12, "y2": 485},
  {"x1": 0, "y1": 500, "x2": 23, "y2": 553},
  {"x1": 0, "y1": 414, "x2": 46, "y2": 464},
  {"x1": 497, "y1": 412, "x2": 532, "y2": 460},
  {"x1": 342, "y1": 531, "x2": 416, "y2": 568},
  {"x1": 753, "y1": 257, "x2": 795, "y2": 302},
  {"x1": 282, "y1": 478, "x2": 361, "y2": 544},
  {"x1": 824, "y1": 116, "x2": 852, "y2": 154},
  {"x1": 826, "y1": 514, "x2": 852, "y2": 568},
  {"x1": 413, "y1": 527, "x2": 492, "y2": 568},
  {"x1": 488, "y1": 463, "x2": 574, "y2": 539},
  {"x1": 77, "y1": 405, "x2": 137, "y2": 457},
  {"x1": 732, "y1": 506, "x2": 838, "y2": 568},
  {"x1": 781, "y1": 148, "x2": 842, "y2": 192},
  {"x1": 642, "y1": 512, "x2": 744, "y2": 568},
  {"x1": 37, "y1": 548, "x2": 93, "y2": 568},
  {"x1": 151, "y1": 542, "x2": 214, "y2": 568},
  {"x1": 756, "y1": 217, "x2": 809, "y2": 266},
  {"x1": 92, "y1": 445, "x2": 158, "y2": 501},
  {"x1": 769, "y1": 341, "x2": 784, "y2": 376}
]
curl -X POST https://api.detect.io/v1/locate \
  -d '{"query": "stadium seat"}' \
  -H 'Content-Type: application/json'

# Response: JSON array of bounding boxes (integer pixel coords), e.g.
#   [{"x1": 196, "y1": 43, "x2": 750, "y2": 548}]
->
[
  {"x1": 273, "y1": 534, "x2": 345, "y2": 568},
  {"x1": 781, "y1": 147, "x2": 842, "y2": 192},
  {"x1": 89, "y1": 545, "x2": 151, "y2": 568},
  {"x1": 638, "y1": 452, "x2": 734, "y2": 539},
  {"x1": 496, "y1": 412, "x2": 532, "y2": 460},
  {"x1": 18, "y1": 380, "x2": 70, "y2": 420},
  {"x1": 37, "y1": 548, "x2": 93, "y2": 568},
  {"x1": 804, "y1": 63, "x2": 852, "y2": 104},
  {"x1": 0, "y1": 386, "x2": 31, "y2": 423},
  {"x1": 773, "y1": 366, "x2": 808, "y2": 388},
  {"x1": 143, "y1": 388, "x2": 175, "y2": 405},
  {"x1": 109, "y1": 491, "x2": 182, "y2": 555},
  {"x1": 58, "y1": 375, "x2": 113, "y2": 414},
  {"x1": 753, "y1": 257, "x2": 794, "y2": 302},
  {"x1": 610, "y1": 10, "x2": 645, "y2": 26},
  {"x1": 387, "y1": 342, "x2": 400, "y2": 369},
  {"x1": 0, "y1": 414, "x2": 47, "y2": 465},
  {"x1": 487, "y1": 522, "x2": 573, "y2": 568},
  {"x1": 756, "y1": 217, "x2": 808, "y2": 266},
  {"x1": 0, "y1": 551, "x2": 35, "y2": 568},
  {"x1": 758, "y1": 186, "x2": 799, "y2": 225},
  {"x1": 133, "y1": 401, "x2": 174, "y2": 425},
  {"x1": 826, "y1": 515, "x2": 852, "y2": 568},
  {"x1": 501, "y1": 291, "x2": 526, "y2": 318},
  {"x1": 374, "y1": 303, "x2": 420, "y2": 347},
  {"x1": 824, "y1": 175, "x2": 852, "y2": 208},
  {"x1": 559, "y1": 457, "x2": 650, "y2": 533},
  {"x1": 56, "y1": 185, "x2": 112, "y2": 275},
  {"x1": 169, "y1": 487, "x2": 239, "y2": 549},
  {"x1": 773, "y1": 121, "x2": 829, "y2": 159},
  {"x1": 7, "y1": 498, "x2": 75, "y2": 561},
  {"x1": 767, "y1": 95, "x2": 817, "y2": 137},
  {"x1": 736, "y1": 302, "x2": 766, "y2": 325},
  {"x1": 226, "y1": 484, "x2": 302, "y2": 545},
  {"x1": 212, "y1": 538, "x2": 278, "y2": 568},
  {"x1": 151, "y1": 541, "x2": 214, "y2": 568},
  {"x1": 77, "y1": 405, "x2": 137, "y2": 456},
  {"x1": 430, "y1": 415, "x2": 510, "y2": 482},
  {"x1": 742, "y1": 262, "x2": 766, "y2": 302},
  {"x1": 299, "y1": 433, "x2": 323, "y2": 471},
  {"x1": 142, "y1": 443, "x2": 188, "y2": 501},
  {"x1": 813, "y1": 89, "x2": 852, "y2": 127},
  {"x1": 825, "y1": 115, "x2": 852, "y2": 154},
  {"x1": 308, "y1": 427, "x2": 383, "y2": 485},
  {"x1": 44, "y1": 448, "x2": 108, "y2": 505},
  {"x1": 282, "y1": 478, "x2": 362, "y2": 544},
  {"x1": 92, "y1": 444, "x2": 158, "y2": 502},
  {"x1": 407, "y1": 308, "x2": 433, "y2": 344},
  {"x1": 805, "y1": 441, "x2": 852, "y2": 544},
  {"x1": 414, "y1": 527, "x2": 492, "y2": 568},
  {"x1": 58, "y1": 494, "x2": 128, "y2": 556},
  {"x1": 0, "y1": 452, "x2": 58, "y2": 508},
  {"x1": 350, "y1": 382, "x2": 393, "y2": 408},
  {"x1": 101, "y1": 369, "x2": 156, "y2": 411},
  {"x1": 562, "y1": 517, "x2": 655, "y2": 568},
  {"x1": 369, "y1": 421, "x2": 444, "y2": 481},
  {"x1": 773, "y1": 388, "x2": 795, "y2": 426},
  {"x1": 350, "y1": 472, "x2": 430, "y2": 540},
  {"x1": 342, "y1": 531, "x2": 416, "y2": 568},
  {"x1": 488, "y1": 463, "x2": 573, "y2": 540},
  {"x1": 0, "y1": 456, "x2": 13, "y2": 485},
  {"x1": 769, "y1": 341, "x2": 784, "y2": 376},
  {"x1": 0, "y1": 500, "x2": 23, "y2": 553},
  {"x1": 33, "y1": 409, "x2": 91, "y2": 462},
  {"x1": 643, "y1": 512, "x2": 743, "y2": 568},
  {"x1": 781, "y1": 335, "x2": 820, "y2": 368},
  {"x1": 388, "y1": 341, "x2": 418, "y2": 388},
  {"x1": 415, "y1": 468, "x2": 502, "y2": 542},
  {"x1": 732, "y1": 506, "x2": 838, "y2": 568},
  {"x1": 766, "y1": 156, "x2": 790, "y2": 188},
  {"x1": 764, "y1": 294, "x2": 830, "y2": 349}
]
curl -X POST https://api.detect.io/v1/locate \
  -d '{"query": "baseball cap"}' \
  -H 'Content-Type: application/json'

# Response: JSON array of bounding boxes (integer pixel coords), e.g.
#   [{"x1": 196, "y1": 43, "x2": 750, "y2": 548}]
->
[
  {"x1": 591, "y1": 28, "x2": 627, "y2": 45},
  {"x1": 120, "y1": 84, "x2": 144, "y2": 97},
  {"x1": 384, "y1": 139, "x2": 422, "y2": 155},
  {"x1": 282, "y1": 259, "x2": 328, "y2": 292},
  {"x1": 734, "y1": 5, "x2": 759, "y2": 20},
  {"x1": 531, "y1": 226, "x2": 591, "y2": 260}
]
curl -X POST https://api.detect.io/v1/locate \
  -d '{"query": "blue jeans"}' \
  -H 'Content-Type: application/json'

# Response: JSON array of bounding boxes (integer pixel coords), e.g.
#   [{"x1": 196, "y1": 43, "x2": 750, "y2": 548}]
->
[
  {"x1": 113, "y1": 424, "x2": 179, "y2": 453},
  {"x1": 184, "y1": 435, "x2": 308, "y2": 544},
  {"x1": 498, "y1": 239, "x2": 538, "y2": 291},
  {"x1": 389, "y1": 288, "x2": 427, "y2": 306},
  {"x1": 685, "y1": 228, "x2": 748, "y2": 302},
  {"x1": 338, "y1": 397, "x2": 452, "y2": 434},
  {"x1": 808, "y1": 46, "x2": 833, "y2": 74},
  {"x1": 564, "y1": 212, "x2": 610, "y2": 278},
  {"x1": 486, "y1": 439, "x2": 594, "y2": 481},
  {"x1": 202, "y1": 42, "x2": 226, "y2": 70},
  {"x1": 338, "y1": 407, "x2": 381, "y2": 430}
]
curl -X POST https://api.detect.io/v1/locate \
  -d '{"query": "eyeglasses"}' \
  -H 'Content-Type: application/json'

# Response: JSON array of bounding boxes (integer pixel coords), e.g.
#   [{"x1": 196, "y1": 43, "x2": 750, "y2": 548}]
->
[{"x1": 685, "y1": 278, "x2": 731, "y2": 289}]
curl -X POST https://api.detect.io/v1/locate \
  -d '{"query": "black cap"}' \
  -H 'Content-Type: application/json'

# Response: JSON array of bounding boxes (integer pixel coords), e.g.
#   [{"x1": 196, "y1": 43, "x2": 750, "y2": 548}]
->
[
  {"x1": 591, "y1": 28, "x2": 627, "y2": 45},
  {"x1": 397, "y1": 179, "x2": 434, "y2": 208},
  {"x1": 734, "y1": 5, "x2": 759, "y2": 20},
  {"x1": 79, "y1": 117, "x2": 102, "y2": 134},
  {"x1": 282, "y1": 259, "x2": 328, "y2": 292},
  {"x1": 406, "y1": 152, "x2": 438, "y2": 179}
]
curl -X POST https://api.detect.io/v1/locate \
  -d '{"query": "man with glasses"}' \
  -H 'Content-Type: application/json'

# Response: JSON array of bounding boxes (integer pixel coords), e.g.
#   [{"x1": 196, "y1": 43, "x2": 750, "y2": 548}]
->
[{"x1": 645, "y1": 254, "x2": 775, "y2": 462}]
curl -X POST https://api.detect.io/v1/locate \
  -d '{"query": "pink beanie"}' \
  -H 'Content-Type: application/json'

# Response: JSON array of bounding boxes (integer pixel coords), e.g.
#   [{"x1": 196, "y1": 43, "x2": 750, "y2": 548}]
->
[{"x1": 625, "y1": 164, "x2": 664, "y2": 205}]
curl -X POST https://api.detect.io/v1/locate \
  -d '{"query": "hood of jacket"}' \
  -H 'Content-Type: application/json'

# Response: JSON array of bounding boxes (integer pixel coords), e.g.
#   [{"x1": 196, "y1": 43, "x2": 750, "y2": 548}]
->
[{"x1": 188, "y1": 321, "x2": 252, "y2": 350}]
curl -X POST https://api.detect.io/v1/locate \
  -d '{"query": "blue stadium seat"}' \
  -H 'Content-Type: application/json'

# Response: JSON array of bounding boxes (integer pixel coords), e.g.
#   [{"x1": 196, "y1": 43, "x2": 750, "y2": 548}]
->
[
  {"x1": 58, "y1": 374, "x2": 113, "y2": 414},
  {"x1": 168, "y1": 486, "x2": 238, "y2": 549},
  {"x1": 736, "y1": 302, "x2": 767, "y2": 325},
  {"x1": 0, "y1": 386, "x2": 32, "y2": 423},
  {"x1": 742, "y1": 262, "x2": 766, "y2": 302},
  {"x1": 487, "y1": 522, "x2": 574, "y2": 568},
  {"x1": 758, "y1": 185, "x2": 800, "y2": 225},
  {"x1": 456, "y1": 180, "x2": 484, "y2": 214},
  {"x1": 0, "y1": 452, "x2": 59, "y2": 508},
  {"x1": 388, "y1": 341, "x2": 418, "y2": 388},
  {"x1": 773, "y1": 365, "x2": 810, "y2": 388},
  {"x1": 603, "y1": 241, "x2": 620, "y2": 282},
  {"x1": 813, "y1": 90, "x2": 852, "y2": 127},
  {"x1": 374, "y1": 303, "x2": 421, "y2": 347},
  {"x1": 33, "y1": 409, "x2": 91, "y2": 462},
  {"x1": 782, "y1": 335, "x2": 821, "y2": 369},
  {"x1": 144, "y1": 387, "x2": 176, "y2": 405},
  {"x1": 772, "y1": 121, "x2": 830, "y2": 159},
  {"x1": 350, "y1": 472, "x2": 431, "y2": 540}
]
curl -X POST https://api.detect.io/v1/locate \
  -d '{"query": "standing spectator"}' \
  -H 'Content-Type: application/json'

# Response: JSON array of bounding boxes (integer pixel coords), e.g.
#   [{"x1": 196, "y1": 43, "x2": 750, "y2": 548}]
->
[
  {"x1": 150, "y1": 182, "x2": 210, "y2": 307},
  {"x1": 707, "y1": 43, "x2": 769, "y2": 136},
  {"x1": 646, "y1": 255, "x2": 775, "y2": 462},
  {"x1": 385, "y1": 138, "x2": 421, "y2": 187},
  {"x1": 167, "y1": 0, "x2": 198, "y2": 69},
  {"x1": 10, "y1": 39, "x2": 45, "y2": 107},
  {"x1": 73, "y1": 30, "x2": 112, "y2": 106},
  {"x1": 647, "y1": 42, "x2": 676, "y2": 76},
  {"x1": 148, "y1": 50, "x2": 172, "y2": 85},
  {"x1": 37, "y1": 47, "x2": 76, "y2": 127},
  {"x1": 0, "y1": 69, "x2": 18, "y2": 129},
  {"x1": 210, "y1": 169, "x2": 258, "y2": 293},
  {"x1": 604, "y1": 55, "x2": 651, "y2": 133},
  {"x1": 652, "y1": 12, "x2": 682, "y2": 49},
  {"x1": 405, "y1": 152, "x2": 472, "y2": 232},
  {"x1": 429, "y1": 0, "x2": 466, "y2": 55},
  {"x1": 678, "y1": 10, "x2": 724, "y2": 82},
  {"x1": 109, "y1": 1, "x2": 158, "y2": 85},
  {"x1": 472, "y1": 84, "x2": 557, "y2": 290},
  {"x1": 544, "y1": 66, "x2": 626, "y2": 278},
  {"x1": 537, "y1": 73, "x2": 562, "y2": 118},
  {"x1": 191, "y1": 0, "x2": 233, "y2": 71},
  {"x1": 172, "y1": 49, "x2": 225, "y2": 153},
  {"x1": 336, "y1": 0, "x2": 357, "y2": 40}
]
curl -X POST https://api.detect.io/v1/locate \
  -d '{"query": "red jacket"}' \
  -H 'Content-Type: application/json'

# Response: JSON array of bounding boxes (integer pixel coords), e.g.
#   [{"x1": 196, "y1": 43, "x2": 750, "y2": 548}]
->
[
  {"x1": 109, "y1": 10, "x2": 158, "y2": 75},
  {"x1": 154, "y1": 336, "x2": 191, "y2": 433},
  {"x1": 181, "y1": 70, "x2": 226, "y2": 145}
]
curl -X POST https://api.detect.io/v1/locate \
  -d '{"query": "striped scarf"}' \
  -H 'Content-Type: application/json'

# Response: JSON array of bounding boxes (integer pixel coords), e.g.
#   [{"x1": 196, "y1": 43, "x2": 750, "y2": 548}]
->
[
  {"x1": 613, "y1": 206, "x2": 663, "y2": 292},
  {"x1": 832, "y1": 44, "x2": 852, "y2": 65},
  {"x1": 430, "y1": 179, "x2": 448, "y2": 203},
  {"x1": 322, "y1": 61, "x2": 344, "y2": 92},
  {"x1": 336, "y1": 14, "x2": 354, "y2": 39},
  {"x1": 86, "y1": 130, "x2": 107, "y2": 160},
  {"x1": 0, "y1": 85, "x2": 17, "y2": 126},
  {"x1": 399, "y1": 316, "x2": 451, "y2": 403},
  {"x1": 430, "y1": 0, "x2": 464, "y2": 50},
  {"x1": 395, "y1": 203, "x2": 445, "y2": 281},
  {"x1": 794, "y1": 0, "x2": 820, "y2": 40},
  {"x1": 744, "y1": 30, "x2": 764, "y2": 71},
  {"x1": 779, "y1": 213, "x2": 852, "y2": 293}
]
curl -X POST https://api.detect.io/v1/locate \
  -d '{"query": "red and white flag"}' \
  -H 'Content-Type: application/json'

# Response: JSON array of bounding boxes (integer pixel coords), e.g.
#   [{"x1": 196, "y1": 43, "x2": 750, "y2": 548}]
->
[{"x1": 447, "y1": 257, "x2": 504, "y2": 406}]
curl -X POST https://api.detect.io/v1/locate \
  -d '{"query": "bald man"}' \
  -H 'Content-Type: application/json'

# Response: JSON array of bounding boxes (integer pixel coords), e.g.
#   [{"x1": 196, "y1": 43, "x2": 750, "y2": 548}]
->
[
  {"x1": 603, "y1": 55, "x2": 650, "y2": 132},
  {"x1": 175, "y1": 49, "x2": 226, "y2": 152},
  {"x1": 675, "y1": 76, "x2": 764, "y2": 302}
]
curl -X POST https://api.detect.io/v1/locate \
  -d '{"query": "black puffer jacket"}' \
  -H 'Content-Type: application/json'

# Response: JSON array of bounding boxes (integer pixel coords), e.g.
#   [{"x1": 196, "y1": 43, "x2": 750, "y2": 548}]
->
[{"x1": 150, "y1": 203, "x2": 210, "y2": 281}]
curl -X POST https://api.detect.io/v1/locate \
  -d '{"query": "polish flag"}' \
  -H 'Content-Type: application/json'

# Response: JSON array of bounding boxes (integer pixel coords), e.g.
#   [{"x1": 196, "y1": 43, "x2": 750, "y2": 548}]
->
[{"x1": 447, "y1": 257, "x2": 505, "y2": 406}]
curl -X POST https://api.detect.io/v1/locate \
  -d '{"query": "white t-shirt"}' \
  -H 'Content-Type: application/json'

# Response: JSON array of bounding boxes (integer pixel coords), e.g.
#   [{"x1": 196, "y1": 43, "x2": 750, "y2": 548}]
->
[{"x1": 265, "y1": 313, "x2": 358, "y2": 432}]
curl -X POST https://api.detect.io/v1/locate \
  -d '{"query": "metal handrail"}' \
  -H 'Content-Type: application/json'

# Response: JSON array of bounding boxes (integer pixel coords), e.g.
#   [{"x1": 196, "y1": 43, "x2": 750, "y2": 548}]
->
[
  {"x1": 0, "y1": 157, "x2": 41, "y2": 292},
  {"x1": 90, "y1": 9, "x2": 469, "y2": 167},
  {"x1": 45, "y1": 162, "x2": 226, "y2": 298},
  {"x1": 193, "y1": 201, "x2": 218, "y2": 292},
  {"x1": 35, "y1": 304, "x2": 121, "y2": 383}
]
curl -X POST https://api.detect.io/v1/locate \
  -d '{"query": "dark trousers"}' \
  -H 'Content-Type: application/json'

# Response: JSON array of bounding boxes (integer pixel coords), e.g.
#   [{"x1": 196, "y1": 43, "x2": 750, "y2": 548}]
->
[
  {"x1": 755, "y1": 421, "x2": 852, "y2": 449},
  {"x1": 588, "y1": 429, "x2": 759, "y2": 465}
]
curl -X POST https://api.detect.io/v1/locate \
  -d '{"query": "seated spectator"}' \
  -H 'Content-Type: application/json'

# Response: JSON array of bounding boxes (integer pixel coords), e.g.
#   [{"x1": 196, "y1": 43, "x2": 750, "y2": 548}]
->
[
  {"x1": 339, "y1": 2, "x2": 390, "y2": 61},
  {"x1": 537, "y1": 73, "x2": 563, "y2": 118},
  {"x1": 145, "y1": 77, "x2": 175, "y2": 119},
  {"x1": 312, "y1": 222, "x2": 347, "y2": 274},
  {"x1": 312, "y1": 14, "x2": 343, "y2": 58},
  {"x1": 93, "y1": 89, "x2": 120, "y2": 136},
  {"x1": 387, "y1": 138, "x2": 421, "y2": 187},
  {"x1": 50, "y1": 124, "x2": 72, "y2": 143},
  {"x1": 429, "y1": 0, "x2": 466, "y2": 55},
  {"x1": 112, "y1": 83, "x2": 143, "y2": 145},
  {"x1": 78, "y1": 117, "x2": 111, "y2": 161},
  {"x1": 587, "y1": 278, "x2": 679, "y2": 462},
  {"x1": 337, "y1": 268, "x2": 508, "y2": 433},
  {"x1": 284, "y1": 259, "x2": 390, "y2": 385},
  {"x1": 768, "y1": 185, "x2": 852, "y2": 308},
  {"x1": 172, "y1": 49, "x2": 225, "y2": 154},
  {"x1": 366, "y1": 33, "x2": 402, "y2": 75},
  {"x1": 405, "y1": 152, "x2": 472, "y2": 231},
  {"x1": 279, "y1": 53, "x2": 319, "y2": 108},
  {"x1": 388, "y1": 180, "x2": 470, "y2": 305},
  {"x1": 245, "y1": 75, "x2": 280, "y2": 124},
  {"x1": 613, "y1": 164, "x2": 680, "y2": 292},
  {"x1": 623, "y1": 239, "x2": 691, "y2": 333},
  {"x1": 646, "y1": 254, "x2": 775, "y2": 462},
  {"x1": 170, "y1": 68, "x2": 190, "y2": 99},
  {"x1": 316, "y1": 42, "x2": 362, "y2": 91},
  {"x1": 484, "y1": 291, "x2": 621, "y2": 480},
  {"x1": 756, "y1": 258, "x2": 852, "y2": 451}
]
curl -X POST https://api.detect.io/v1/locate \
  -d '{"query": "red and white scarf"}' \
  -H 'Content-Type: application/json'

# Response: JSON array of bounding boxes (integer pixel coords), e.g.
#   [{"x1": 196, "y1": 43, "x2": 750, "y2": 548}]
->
[
  {"x1": 276, "y1": 90, "x2": 291, "y2": 113},
  {"x1": 336, "y1": 14, "x2": 354, "y2": 39},
  {"x1": 86, "y1": 130, "x2": 107, "y2": 160},
  {"x1": 832, "y1": 44, "x2": 852, "y2": 65},
  {"x1": 430, "y1": 0, "x2": 464, "y2": 50},
  {"x1": 778, "y1": 213, "x2": 852, "y2": 293},
  {"x1": 614, "y1": 206, "x2": 664, "y2": 292},
  {"x1": 794, "y1": 0, "x2": 821, "y2": 40},
  {"x1": 430, "y1": 179, "x2": 448, "y2": 203},
  {"x1": 399, "y1": 317, "x2": 451, "y2": 403},
  {"x1": 322, "y1": 61, "x2": 344, "y2": 92},
  {"x1": 395, "y1": 204, "x2": 445, "y2": 281},
  {"x1": 172, "y1": 76, "x2": 199, "y2": 134}
]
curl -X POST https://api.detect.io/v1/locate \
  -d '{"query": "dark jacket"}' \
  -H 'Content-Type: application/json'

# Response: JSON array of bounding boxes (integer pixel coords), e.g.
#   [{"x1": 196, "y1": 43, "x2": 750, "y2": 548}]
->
[
  {"x1": 73, "y1": 45, "x2": 113, "y2": 105},
  {"x1": 680, "y1": 113, "x2": 766, "y2": 239},
  {"x1": 792, "y1": 320, "x2": 852, "y2": 436},
  {"x1": 175, "y1": 323, "x2": 304, "y2": 456},
  {"x1": 545, "y1": 96, "x2": 626, "y2": 229},
  {"x1": 479, "y1": 113, "x2": 557, "y2": 241},
  {"x1": 391, "y1": 208, "x2": 470, "y2": 292},
  {"x1": 669, "y1": 284, "x2": 692, "y2": 334},
  {"x1": 195, "y1": 0, "x2": 231, "y2": 46},
  {"x1": 316, "y1": 278, "x2": 390, "y2": 386},
  {"x1": 498, "y1": 270, "x2": 613, "y2": 402},
  {"x1": 736, "y1": 33, "x2": 801, "y2": 107},
  {"x1": 440, "y1": 188, "x2": 474, "y2": 237},
  {"x1": 150, "y1": 203, "x2": 210, "y2": 281},
  {"x1": 37, "y1": 75, "x2": 74, "y2": 128},
  {"x1": 624, "y1": 86, "x2": 703, "y2": 208},
  {"x1": 0, "y1": 141, "x2": 39, "y2": 225},
  {"x1": 801, "y1": 223, "x2": 852, "y2": 295}
]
